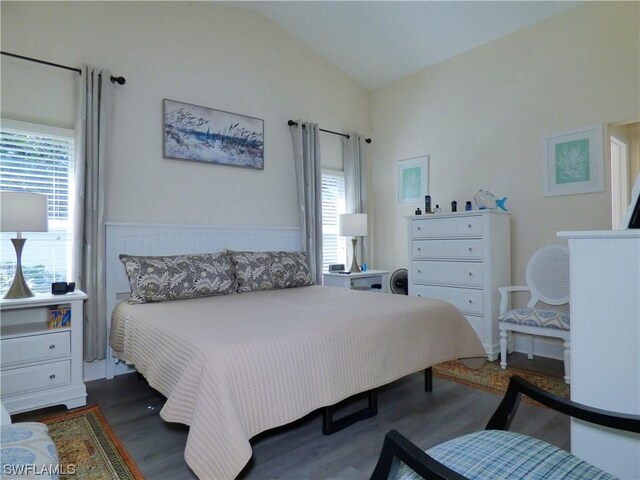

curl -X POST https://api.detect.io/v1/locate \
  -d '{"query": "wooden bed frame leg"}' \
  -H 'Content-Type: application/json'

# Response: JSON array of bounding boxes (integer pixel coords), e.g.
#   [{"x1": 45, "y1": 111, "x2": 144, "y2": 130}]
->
[
  {"x1": 322, "y1": 389, "x2": 378, "y2": 435},
  {"x1": 424, "y1": 367, "x2": 433, "y2": 392}
]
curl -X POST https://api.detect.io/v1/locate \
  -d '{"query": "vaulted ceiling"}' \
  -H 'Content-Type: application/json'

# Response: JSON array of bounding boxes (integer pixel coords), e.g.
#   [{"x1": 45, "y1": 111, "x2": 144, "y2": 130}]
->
[{"x1": 243, "y1": 1, "x2": 578, "y2": 89}]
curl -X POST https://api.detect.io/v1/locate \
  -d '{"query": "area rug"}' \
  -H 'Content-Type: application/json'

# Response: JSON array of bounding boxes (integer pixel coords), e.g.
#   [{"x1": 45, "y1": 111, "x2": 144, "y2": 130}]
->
[
  {"x1": 433, "y1": 359, "x2": 569, "y2": 404},
  {"x1": 41, "y1": 405, "x2": 144, "y2": 480}
]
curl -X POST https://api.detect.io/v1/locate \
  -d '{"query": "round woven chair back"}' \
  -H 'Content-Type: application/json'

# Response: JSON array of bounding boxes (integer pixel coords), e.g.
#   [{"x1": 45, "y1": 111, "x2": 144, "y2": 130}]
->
[{"x1": 525, "y1": 244, "x2": 570, "y2": 306}]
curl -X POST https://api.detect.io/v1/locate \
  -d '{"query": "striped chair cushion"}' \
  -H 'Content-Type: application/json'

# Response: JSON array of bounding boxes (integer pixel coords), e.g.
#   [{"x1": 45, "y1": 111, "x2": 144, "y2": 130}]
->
[
  {"x1": 499, "y1": 307, "x2": 570, "y2": 330},
  {"x1": 397, "y1": 430, "x2": 613, "y2": 480}
]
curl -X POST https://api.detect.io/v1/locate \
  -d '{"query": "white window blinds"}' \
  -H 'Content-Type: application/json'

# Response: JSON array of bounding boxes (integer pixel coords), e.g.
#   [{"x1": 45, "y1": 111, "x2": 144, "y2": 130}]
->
[
  {"x1": 321, "y1": 170, "x2": 347, "y2": 272},
  {"x1": 0, "y1": 119, "x2": 75, "y2": 294}
]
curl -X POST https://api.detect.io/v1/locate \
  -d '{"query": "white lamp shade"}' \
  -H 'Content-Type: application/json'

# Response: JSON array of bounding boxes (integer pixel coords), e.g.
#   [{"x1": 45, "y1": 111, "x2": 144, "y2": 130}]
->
[
  {"x1": 339, "y1": 213, "x2": 368, "y2": 237},
  {"x1": 0, "y1": 192, "x2": 49, "y2": 233}
]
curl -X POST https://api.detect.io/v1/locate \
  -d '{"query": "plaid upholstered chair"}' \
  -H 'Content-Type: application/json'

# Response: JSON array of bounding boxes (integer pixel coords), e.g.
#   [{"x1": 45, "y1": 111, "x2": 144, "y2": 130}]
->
[{"x1": 370, "y1": 376, "x2": 640, "y2": 480}]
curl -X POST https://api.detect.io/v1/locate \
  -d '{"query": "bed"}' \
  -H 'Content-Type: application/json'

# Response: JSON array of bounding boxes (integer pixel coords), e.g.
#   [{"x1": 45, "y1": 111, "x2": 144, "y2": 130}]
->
[{"x1": 105, "y1": 223, "x2": 485, "y2": 479}]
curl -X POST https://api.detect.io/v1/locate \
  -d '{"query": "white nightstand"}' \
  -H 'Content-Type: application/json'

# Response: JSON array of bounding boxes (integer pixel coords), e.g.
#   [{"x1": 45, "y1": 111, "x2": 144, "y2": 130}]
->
[
  {"x1": 322, "y1": 270, "x2": 389, "y2": 293},
  {"x1": 0, "y1": 290, "x2": 88, "y2": 414}
]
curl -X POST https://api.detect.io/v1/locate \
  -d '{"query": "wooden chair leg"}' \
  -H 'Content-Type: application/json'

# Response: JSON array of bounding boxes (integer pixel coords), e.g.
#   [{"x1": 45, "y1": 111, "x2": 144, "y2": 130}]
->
[
  {"x1": 563, "y1": 340, "x2": 571, "y2": 384},
  {"x1": 500, "y1": 328, "x2": 508, "y2": 369}
]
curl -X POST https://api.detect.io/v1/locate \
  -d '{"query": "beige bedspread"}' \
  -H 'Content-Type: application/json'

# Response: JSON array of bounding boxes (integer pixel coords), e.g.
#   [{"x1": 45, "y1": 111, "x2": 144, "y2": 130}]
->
[{"x1": 110, "y1": 285, "x2": 485, "y2": 479}]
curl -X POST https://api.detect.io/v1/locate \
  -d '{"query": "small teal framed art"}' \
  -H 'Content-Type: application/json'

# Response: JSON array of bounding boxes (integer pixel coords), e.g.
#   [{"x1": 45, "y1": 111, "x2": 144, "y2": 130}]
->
[{"x1": 544, "y1": 124, "x2": 604, "y2": 196}]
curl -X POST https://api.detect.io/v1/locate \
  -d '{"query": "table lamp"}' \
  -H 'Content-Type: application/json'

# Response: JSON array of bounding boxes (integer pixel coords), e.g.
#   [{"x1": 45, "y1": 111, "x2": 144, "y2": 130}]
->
[
  {"x1": 339, "y1": 213, "x2": 368, "y2": 273},
  {"x1": 0, "y1": 192, "x2": 49, "y2": 299}
]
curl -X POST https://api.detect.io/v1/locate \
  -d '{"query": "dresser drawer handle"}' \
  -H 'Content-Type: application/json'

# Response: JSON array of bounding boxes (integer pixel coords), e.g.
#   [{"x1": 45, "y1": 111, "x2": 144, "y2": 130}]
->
[
  {"x1": 468, "y1": 247, "x2": 473, "y2": 252},
  {"x1": 417, "y1": 294, "x2": 422, "y2": 297},
  {"x1": 49, "y1": 344, "x2": 56, "y2": 349},
  {"x1": 417, "y1": 247, "x2": 421, "y2": 251},
  {"x1": 468, "y1": 272, "x2": 473, "y2": 276},
  {"x1": 467, "y1": 224, "x2": 472, "y2": 228},
  {"x1": 49, "y1": 374, "x2": 56, "y2": 379},
  {"x1": 417, "y1": 269, "x2": 421, "y2": 273},
  {"x1": 417, "y1": 226, "x2": 421, "y2": 230},
  {"x1": 468, "y1": 299, "x2": 473, "y2": 303}
]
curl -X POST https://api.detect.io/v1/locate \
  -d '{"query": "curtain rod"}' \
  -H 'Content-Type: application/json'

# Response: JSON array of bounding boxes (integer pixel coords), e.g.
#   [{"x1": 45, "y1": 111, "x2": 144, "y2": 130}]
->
[
  {"x1": 1, "y1": 51, "x2": 126, "y2": 85},
  {"x1": 287, "y1": 120, "x2": 371, "y2": 144}
]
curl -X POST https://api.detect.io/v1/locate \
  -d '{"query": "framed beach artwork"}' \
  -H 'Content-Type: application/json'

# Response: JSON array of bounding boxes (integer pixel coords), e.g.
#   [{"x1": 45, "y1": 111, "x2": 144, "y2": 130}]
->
[
  {"x1": 544, "y1": 124, "x2": 604, "y2": 196},
  {"x1": 397, "y1": 155, "x2": 429, "y2": 204},
  {"x1": 163, "y1": 99, "x2": 264, "y2": 170}
]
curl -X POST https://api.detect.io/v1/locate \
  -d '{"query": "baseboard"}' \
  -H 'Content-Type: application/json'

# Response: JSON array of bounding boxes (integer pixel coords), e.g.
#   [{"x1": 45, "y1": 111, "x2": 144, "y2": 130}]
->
[
  {"x1": 512, "y1": 333, "x2": 563, "y2": 360},
  {"x1": 84, "y1": 359, "x2": 137, "y2": 381},
  {"x1": 83, "y1": 359, "x2": 107, "y2": 382}
]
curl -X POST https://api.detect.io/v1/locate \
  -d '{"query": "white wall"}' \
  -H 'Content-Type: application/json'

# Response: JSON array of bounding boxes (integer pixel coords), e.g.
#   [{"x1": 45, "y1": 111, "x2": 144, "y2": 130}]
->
[
  {"x1": 370, "y1": 2, "x2": 640, "y2": 288},
  {"x1": 1, "y1": 1, "x2": 369, "y2": 227}
]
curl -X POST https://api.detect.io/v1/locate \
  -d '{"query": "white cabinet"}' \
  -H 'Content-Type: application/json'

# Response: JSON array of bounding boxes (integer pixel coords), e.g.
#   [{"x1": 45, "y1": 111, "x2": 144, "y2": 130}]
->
[
  {"x1": 408, "y1": 212, "x2": 510, "y2": 360},
  {"x1": 1, "y1": 291, "x2": 88, "y2": 414},
  {"x1": 558, "y1": 230, "x2": 640, "y2": 479},
  {"x1": 322, "y1": 270, "x2": 389, "y2": 293}
]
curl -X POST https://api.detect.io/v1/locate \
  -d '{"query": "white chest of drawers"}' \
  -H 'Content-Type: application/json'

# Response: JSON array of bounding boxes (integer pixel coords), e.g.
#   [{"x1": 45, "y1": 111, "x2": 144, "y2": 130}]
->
[
  {"x1": 1, "y1": 291, "x2": 88, "y2": 414},
  {"x1": 408, "y1": 212, "x2": 510, "y2": 360}
]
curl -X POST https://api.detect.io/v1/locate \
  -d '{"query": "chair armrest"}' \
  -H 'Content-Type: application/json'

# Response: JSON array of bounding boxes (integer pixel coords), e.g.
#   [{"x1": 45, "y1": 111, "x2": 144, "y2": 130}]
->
[
  {"x1": 498, "y1": 286, "x2": 529, "y2": 316},
  {"x1": 486, "y1": 375, "x2": 640, "y2": 434},
  {"x1": 370, "y1": 430, "x2": 468, "y2": 480}
]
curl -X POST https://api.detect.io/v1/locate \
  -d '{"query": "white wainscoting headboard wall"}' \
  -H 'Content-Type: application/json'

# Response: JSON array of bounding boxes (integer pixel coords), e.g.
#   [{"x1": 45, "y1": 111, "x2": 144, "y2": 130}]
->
[{"x1": 103, "y1": 222, "x2": 302, "y2": 379}]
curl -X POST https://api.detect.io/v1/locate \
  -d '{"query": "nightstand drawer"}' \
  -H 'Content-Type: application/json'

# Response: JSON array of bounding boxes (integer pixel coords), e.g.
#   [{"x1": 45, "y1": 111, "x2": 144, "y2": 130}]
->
[
  {"x1": 412, "y1": 239, "x2": 483, "y2": 259},
  {"x1": 412, "y1": 216, "x2": 482, "y2": 238},
  {"x1": 1, "y1": 331, "x2": 70, "y2": 367},
  {"x1": 413, "y1": 260, "x2": 483, "y2": 287},
  {"x1": 1, "y1": 360, "x2": 71, "y2": 396}
]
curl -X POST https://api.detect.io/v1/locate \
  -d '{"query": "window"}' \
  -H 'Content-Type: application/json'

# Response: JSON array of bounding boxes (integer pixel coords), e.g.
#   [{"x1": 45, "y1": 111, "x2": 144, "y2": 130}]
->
[
  {"x1": 321, "y1": 169, "x2": 347, "y2": 272},
  {"x1": 0, "y1": 119, "x2": 75, "y2": 294}
]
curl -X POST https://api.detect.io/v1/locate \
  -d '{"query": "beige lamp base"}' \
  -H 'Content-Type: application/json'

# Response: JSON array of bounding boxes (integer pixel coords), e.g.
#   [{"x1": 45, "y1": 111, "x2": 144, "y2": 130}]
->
[
  {"x1": 4, "y1": 238, "x2": 35, "y2": 299},
  {"x1": 348, "y1": 237, "x2": 361, "y2": 273}
]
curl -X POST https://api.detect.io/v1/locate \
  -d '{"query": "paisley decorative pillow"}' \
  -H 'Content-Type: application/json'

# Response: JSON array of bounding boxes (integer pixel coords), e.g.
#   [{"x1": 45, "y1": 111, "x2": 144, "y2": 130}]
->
[
  {"x1": 119, "y1": 253, "x2": 237, "y2": 304},
  {"x1": 228, "y1": 250, "x2": 314, "y2": 293}
]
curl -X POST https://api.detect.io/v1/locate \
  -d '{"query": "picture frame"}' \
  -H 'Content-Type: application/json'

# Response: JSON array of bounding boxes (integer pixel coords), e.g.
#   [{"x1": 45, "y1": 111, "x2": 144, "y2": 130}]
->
[
  {"x1": 163, "y1": 99, "x2": 264, "y2": 170},
  {"x1": 397, "y1": 155, "x2": 429, "y2": 204},
  {"x1": 544, "y1": 124, "x2": 604, "y2": 196}
]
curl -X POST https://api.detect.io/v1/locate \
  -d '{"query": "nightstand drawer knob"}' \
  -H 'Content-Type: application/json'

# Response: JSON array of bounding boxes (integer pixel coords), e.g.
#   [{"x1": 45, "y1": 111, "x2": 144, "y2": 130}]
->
[
  {"x1": 468, "y1": 247, "x2": 473, "y2": 251},
  {"x1": 49, "y1": 344, "x2": 56, "y2": 349},
  {"x1": 468, "y1": 299, "x2": 473, "y2": 303},
  {"x1": 468, "y1": 224, "x2": 472, "y2": 228},
  {"x1": 417, "y1": 226, "x2": 421, "y2": 230},
  {"x1": 49, "y1": 374, "x2": 56, "y2": 379},
  {"x1": 417, "y1": 294, "x2": 422, "y2": 297},
  {"x1": 468, "y1": 272, "x2": 473, "y2": 276},
  {"x1": 417, "y1": 269, "x2": 421, "y2": 273}
]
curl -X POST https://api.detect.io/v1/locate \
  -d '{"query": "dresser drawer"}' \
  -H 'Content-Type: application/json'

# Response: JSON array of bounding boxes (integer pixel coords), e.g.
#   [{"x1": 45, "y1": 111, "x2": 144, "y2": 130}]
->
[
  {"x1": 413, "y1": 238, "x2": 483, "y2": 260},
  {"x1": 412, "y1": 216, "x2": 482, "y2": 238},
  {"x1": 1, "y1": 331, "x2": 70, "y2": 367},
  {"x1": 464, "y1": 315, "x2": 484, "y2": 340},
  {"x1": 413, "y1": 261, "x2": 483, "y2": 287},
  {"x1": 412, "y1": 284, "x2": 484, "y2": 315},
  {"x1": 1, "y1": 360, "x2": 71, "y2": 397}
]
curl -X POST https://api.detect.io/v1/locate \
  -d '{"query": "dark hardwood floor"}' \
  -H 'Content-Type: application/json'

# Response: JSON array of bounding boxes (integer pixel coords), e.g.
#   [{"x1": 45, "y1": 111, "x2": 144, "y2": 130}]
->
[{"x1": 16, "y1": 353, "x2": 569, "y2": 480}]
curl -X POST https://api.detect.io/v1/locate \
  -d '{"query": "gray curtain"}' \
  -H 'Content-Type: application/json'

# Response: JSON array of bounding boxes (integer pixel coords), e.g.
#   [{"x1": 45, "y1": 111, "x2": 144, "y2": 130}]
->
[
  {"x1": 73, "y1": 66, "x2": 113, "y2": 361},
  {"x1": 290, "y1": 121, "x2": 323, "y2": 283},
  {"x1": 343, "y1": 133, "x2": 368, "y2": 264}
]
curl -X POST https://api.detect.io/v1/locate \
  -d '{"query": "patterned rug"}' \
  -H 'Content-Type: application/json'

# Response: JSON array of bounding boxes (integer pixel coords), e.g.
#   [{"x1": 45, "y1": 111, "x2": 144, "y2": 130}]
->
[
  {"x1": 433, "y1": 359, "x2": 569, "y2": 404},
  {"x1": 42, "y1": 405, "x2": 144, "y2": 480}
]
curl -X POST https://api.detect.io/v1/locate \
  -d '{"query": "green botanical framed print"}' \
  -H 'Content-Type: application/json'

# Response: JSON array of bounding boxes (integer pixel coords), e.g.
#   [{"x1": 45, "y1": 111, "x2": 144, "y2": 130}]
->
[
  {"x1": 544, "y1": 125, "x2": 604, "y2": 196},
  {"x1": 398, "y1": 155, "x2": 429, "y2": 204}
]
